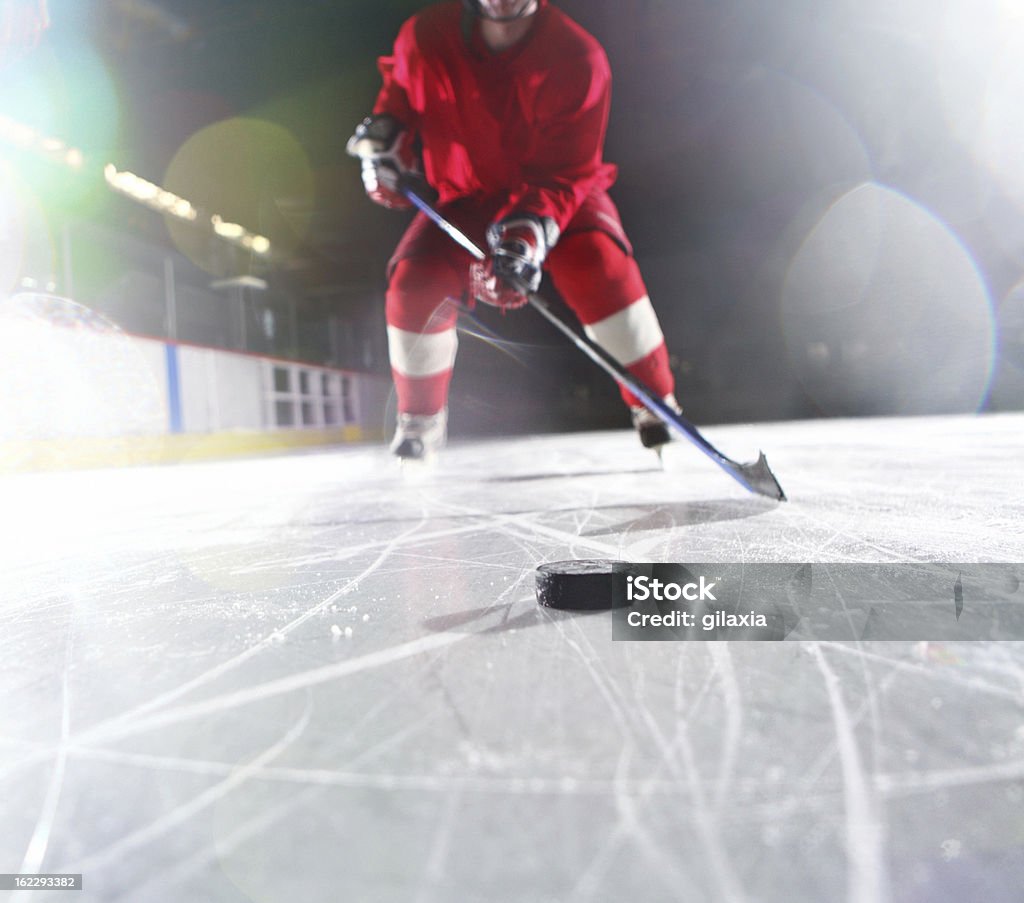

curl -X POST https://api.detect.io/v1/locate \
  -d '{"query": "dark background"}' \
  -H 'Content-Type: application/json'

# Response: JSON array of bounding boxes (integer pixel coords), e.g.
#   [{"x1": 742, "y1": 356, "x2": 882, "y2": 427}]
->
[{"x1": 7, "y1": 0, "x2": 1024, "y2": 434}]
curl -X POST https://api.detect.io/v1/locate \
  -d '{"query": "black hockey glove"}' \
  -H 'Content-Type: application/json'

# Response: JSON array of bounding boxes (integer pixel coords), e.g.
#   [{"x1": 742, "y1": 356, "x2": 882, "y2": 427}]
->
[
  {"x1": 471, "y1": 214, "x2": 559, "y2": 310},
  {"x1": 345, "y1": 114, "x2": 422, "y2": 210}
]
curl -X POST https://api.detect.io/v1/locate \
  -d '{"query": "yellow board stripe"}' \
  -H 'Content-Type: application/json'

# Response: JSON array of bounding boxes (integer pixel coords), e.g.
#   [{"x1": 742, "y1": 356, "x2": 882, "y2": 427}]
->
[{"x1": 0, "y1": 427, "x2": 386, "y2": 473}]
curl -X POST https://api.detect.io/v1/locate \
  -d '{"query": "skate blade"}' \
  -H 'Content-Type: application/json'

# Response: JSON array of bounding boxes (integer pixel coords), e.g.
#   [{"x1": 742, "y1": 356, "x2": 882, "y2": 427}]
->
[
  {"x1": 397, "y1": 454, "x2": 438, "y2": 483},
  {"x1": 655, "y1": 441, "x2": 685, "y2": 472}
]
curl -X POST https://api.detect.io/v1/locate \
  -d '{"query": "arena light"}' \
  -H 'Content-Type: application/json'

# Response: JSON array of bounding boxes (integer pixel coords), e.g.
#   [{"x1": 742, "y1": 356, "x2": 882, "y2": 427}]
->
[
  {"x1": 1, "y1": 114, "x2": 269, "y2": 255},
  {"x1": 211, "y1": 215, "x2": 245, "y2": 239},
  {"x1": 212, "y1": 214, "x2": 272, "y2": 257},
  {"x1": 0, "y1": 116, "x2": 85, "y2": 170},
  {"x1": 104, "y1": 168, "x2": 269, "y2": 254},
  {"x1": 103, "y1": 164, "x2": 198, "y2": 222},
  {"x1": 0, "y1": 116, "x2": 35, "y2": 147}
]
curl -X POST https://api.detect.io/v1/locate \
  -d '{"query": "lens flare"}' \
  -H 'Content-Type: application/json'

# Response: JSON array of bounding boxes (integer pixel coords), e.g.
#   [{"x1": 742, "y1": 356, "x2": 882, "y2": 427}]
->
[
  {"x1": 978, "y1": 30, "x2": 1024, "y2": 207},
  {"x1": 0, "y1": 161, "x2": 56, "y2": 296},
  {"x1": 998, "y1": 279, "x2": 1024, "y2": 374},
  {"x1": 781, "y1": 182, "x2": 996, "y2": 415},
  {"x1": 936, "y1": 1, "x2": 1024, "y2": 210},
  {"x1": 0, "y1": 38, "x2": 119, "y2": 173},
  {"x1": 163, "y1": 118, "x2": 313, "y2": 275}
]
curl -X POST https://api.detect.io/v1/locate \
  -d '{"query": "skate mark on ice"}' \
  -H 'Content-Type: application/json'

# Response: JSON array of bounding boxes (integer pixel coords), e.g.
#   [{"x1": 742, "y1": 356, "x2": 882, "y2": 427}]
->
[
  {"x1": 55, "y1": 507, "x2": 449, "y2": 758},
  {"x1": 821, "y1": 642, "x2": 1024, "y2": 702},
  {"x1": 707, "y1": 643, "x2": 745, "y2": 817},
  {"x1": 555, "y1": 612, "x2": 741, "y2": 900},
  {"x1": 482, "y1": 466, "x2": 660, "y2": 483},
  {"x1": 875, "y1": 757, "x2": 1024, "y2": 796},
  {"x1": 638, "y1": 649, "x2": 750, "y2": 902},
  {"x1": 432, "y1": 498, "x2": 626, "y2": 558},
  {"x1": 65, "y1": 745, "x2": 797, "y2": 796},
  {"x1": 63, "y1": 630, "x2": 468, "y2": 750},
  {"x1": 14, "y1": 618, "x2": 75, "y2": 898},
  {"x1": 809, "y1": 644, "x2": 887, "y2": 903},
  {"x1": 422, "y1": 600, "x2": 585, "y2": 635},
  {"x1": 109, "y1": 634, "x2": 444, "y2": 889},
  {"x1": 63, "y1": 696, "x2": 313, "y2": 874},
  {"x1": 112, "y1": 789, "x2": 308, "y2": 902},
  {"x1": 582, "y1": 497, "x2": 772, "y2": 538}
]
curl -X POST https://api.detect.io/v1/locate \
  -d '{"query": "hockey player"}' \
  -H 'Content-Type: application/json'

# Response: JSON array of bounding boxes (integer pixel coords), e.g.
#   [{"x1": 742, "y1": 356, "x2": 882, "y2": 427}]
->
[{"x1": 348, "y1": 0, "x2": 681, "y2": 461}]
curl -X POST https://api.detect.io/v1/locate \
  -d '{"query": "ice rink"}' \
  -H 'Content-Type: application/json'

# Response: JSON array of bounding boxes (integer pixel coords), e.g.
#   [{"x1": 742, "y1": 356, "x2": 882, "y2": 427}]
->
[{"x1": 2, "y1": 413, "x2": 1024, "y2": 902}]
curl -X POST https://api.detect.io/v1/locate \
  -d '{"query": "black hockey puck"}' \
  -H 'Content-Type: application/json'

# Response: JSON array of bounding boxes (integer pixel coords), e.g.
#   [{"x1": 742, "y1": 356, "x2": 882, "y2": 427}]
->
[{"x1": 535, "y1": 559, "x2": 638, "y2": 611}]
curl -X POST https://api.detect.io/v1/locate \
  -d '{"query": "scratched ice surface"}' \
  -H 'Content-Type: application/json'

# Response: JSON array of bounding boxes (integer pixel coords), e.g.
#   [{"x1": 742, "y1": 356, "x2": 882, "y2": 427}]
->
[{"x1": 1, "y1": 413, "x2": 1023, "y2": 903}]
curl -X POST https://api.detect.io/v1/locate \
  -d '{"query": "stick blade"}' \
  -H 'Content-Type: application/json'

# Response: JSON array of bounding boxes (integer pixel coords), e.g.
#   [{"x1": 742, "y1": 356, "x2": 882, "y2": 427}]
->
[{"x1": 734, "y1": 452, "x2": 787, "y2": 501}]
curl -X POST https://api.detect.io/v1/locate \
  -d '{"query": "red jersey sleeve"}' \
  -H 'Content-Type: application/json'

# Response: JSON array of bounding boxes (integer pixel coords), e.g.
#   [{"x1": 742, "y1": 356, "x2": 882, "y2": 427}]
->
[
  {"x1": 499, "y1": 43, "x2": 617, "y2": 232},
  {"x1": 372, "y1": 17, "x2": 418, "y2": 129}
]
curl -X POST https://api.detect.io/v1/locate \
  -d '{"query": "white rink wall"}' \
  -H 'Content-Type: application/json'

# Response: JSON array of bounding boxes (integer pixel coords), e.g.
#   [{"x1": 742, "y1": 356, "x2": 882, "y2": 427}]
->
[{"x1": 0, "y1": 304, "x2": 390, "y2": 458}]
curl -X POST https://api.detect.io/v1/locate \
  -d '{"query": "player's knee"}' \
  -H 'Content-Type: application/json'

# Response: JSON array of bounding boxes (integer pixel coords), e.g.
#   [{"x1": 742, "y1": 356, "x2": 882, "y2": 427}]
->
[
  {"x1": 550, "y1": 232, "x2": 624, "y2": 288},
  {"x1": 548, "y1": 231, "x2": 648, "y2": 320},
  {"x1": 386, "y1": 257, "x2": 462, "y2": 332}
]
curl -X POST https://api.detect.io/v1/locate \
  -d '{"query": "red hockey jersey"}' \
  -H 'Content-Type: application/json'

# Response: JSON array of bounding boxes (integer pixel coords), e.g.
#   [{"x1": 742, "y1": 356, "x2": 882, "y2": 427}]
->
[{"x1": 373, "y1": 0, "x2": 619, "y2": 231}]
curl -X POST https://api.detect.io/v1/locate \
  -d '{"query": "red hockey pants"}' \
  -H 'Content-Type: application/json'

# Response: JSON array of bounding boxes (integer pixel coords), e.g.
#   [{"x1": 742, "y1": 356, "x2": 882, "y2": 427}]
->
[{"x1": 384, "y1": 194, "x2": 675, "y2": 416}]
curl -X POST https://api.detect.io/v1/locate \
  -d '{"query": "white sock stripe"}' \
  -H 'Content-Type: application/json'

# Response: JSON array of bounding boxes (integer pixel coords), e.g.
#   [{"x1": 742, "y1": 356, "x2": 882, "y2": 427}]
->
[
  {"x1": 583, "y1": 296, "x2": 665, "y2": 366},
  {"x1": 387, "y1": 326, "x2": 458, "y2": 378}
]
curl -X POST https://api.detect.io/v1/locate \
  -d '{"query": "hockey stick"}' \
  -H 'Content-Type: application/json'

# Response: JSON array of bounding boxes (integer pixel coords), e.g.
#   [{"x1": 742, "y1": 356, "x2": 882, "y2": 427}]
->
[{"x1": 402, "y1": 185, "x2": 786, "y2": 501}]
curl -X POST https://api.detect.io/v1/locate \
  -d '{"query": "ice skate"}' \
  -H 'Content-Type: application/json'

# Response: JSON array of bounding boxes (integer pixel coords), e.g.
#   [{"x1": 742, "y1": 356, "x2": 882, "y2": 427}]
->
[
  {"x1": 631, "y1": 395, "x2": 681, "y2": 453},
  {"x1": 390, "y1": 409, "x2": 447, "y2": 465}
]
